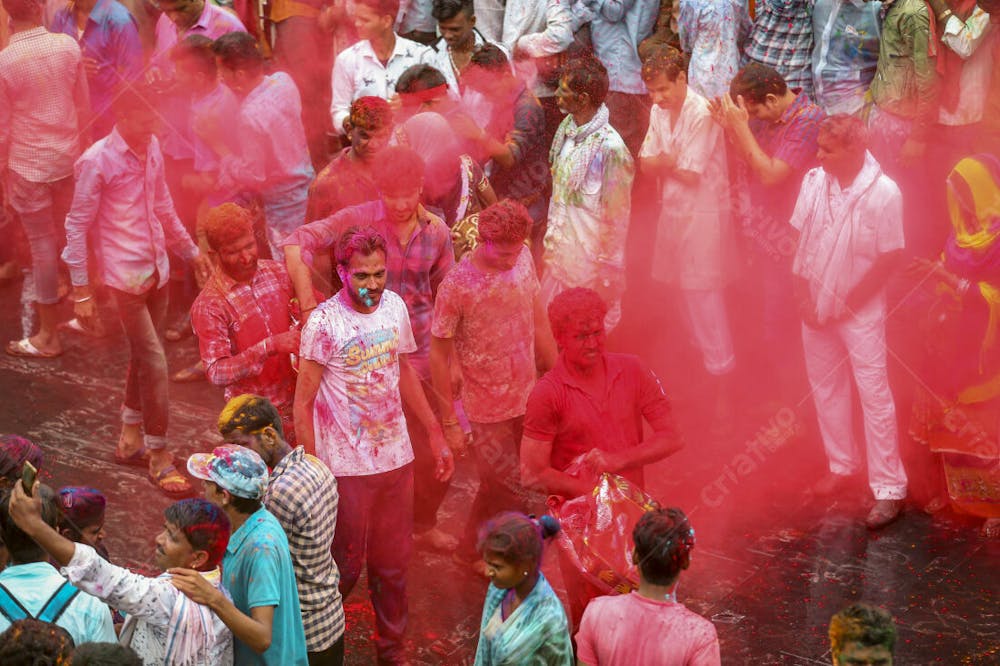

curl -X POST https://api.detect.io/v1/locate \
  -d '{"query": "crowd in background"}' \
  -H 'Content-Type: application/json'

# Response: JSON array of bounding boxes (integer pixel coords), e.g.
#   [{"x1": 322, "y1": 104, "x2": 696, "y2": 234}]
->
[{"x1": 1, "y1": 0, "x2": 999, "y2": 664}]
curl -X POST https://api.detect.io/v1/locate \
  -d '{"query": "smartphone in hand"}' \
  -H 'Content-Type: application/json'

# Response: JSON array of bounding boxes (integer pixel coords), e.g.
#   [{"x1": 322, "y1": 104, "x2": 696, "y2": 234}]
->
[{"x1": 21, "y1": 461, "x2": 37, "y2": 496}]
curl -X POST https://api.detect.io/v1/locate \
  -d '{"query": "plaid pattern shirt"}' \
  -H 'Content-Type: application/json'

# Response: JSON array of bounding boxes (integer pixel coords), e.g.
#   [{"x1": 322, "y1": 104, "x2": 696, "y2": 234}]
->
[
  {"x1": 739, "y1": 92, "x2": 825, "y2": 246},
  {"x1": 189, "y1": 260, "x2": 297, "y2": 411},
  {"x1": 264, "y1": 447, "x2": 345, "y2": 652},
  {"x1": 0, "y1": 27, "x2": 87, "y2": 182},
  {"x1": 745, "y1": 0, "x2": 814, "y2": 97},
  {"x1": 282, "y1": 200, "x2": 454, "y2": 370}
]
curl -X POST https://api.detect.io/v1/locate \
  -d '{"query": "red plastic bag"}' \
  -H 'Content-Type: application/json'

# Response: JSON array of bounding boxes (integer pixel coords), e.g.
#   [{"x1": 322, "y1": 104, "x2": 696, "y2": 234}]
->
[{"x1": 548, "y1": 473, "x2": 660, "y2": 596}]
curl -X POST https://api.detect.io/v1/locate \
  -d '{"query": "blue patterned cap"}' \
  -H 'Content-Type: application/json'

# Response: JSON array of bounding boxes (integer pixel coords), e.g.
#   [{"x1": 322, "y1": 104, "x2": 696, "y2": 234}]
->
[{"x1": 187, "y1": 445, "x2": 268, "y2": 500}]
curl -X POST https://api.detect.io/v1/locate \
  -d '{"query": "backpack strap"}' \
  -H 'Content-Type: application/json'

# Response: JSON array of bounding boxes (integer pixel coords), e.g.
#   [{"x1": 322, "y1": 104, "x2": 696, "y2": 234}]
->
[
  {"x1": 36, "y1": 581, "x2": 81, "y2": 625},
  {"x1": 0, "y1": 583, "x2": 31, "y2": 623}
]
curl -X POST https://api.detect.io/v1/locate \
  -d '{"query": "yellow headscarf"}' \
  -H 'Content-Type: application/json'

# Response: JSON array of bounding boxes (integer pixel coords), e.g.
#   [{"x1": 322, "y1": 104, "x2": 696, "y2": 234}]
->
[{"x1": 947, "y1": 156, "x2": 1000, "y2": 251}]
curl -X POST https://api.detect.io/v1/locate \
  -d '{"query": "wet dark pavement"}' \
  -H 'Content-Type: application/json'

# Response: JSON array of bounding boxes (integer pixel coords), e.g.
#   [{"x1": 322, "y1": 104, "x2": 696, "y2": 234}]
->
[{"x1": 1, "y1": 276, "x2": 997, "y2": 665}]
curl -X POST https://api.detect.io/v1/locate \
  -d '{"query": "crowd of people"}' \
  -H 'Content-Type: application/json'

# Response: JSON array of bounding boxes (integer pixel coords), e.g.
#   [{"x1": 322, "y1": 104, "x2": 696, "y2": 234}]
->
[{"x1": 1, "y1": 0, "x2": 998, "y2": 663}]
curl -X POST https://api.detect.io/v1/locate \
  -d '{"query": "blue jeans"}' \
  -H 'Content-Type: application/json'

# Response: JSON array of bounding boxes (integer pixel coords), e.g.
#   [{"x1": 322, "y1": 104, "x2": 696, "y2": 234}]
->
[
  {"x1": 332, "y1": 464, "x2": 413, "y2": 664},
  {"x1": 6, "y1": 174, "x2": 73, "y2": 305},
  {"x1": 110, "y1": 286, "x2": 170, "y2": 449}
]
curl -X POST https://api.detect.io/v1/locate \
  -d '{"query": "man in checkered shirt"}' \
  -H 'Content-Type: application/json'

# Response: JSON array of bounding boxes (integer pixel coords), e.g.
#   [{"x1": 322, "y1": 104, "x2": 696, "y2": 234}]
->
[
  {"x1": 190, "y1": 204, "x2": 301, "y2": 442},
  {"x1": 217, "y1": 394, "x2": 346, "y2": 665},
  {"x1": 0, "y1": 0, "x2": 90, "y2": 359}
]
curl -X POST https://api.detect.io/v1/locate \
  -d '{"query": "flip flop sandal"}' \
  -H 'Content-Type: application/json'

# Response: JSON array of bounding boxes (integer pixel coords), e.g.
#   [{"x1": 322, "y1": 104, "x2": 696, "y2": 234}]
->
[
  {"x1": 150, "y1": 464, "x2": 194, "y2": 499},
  {"x1": 5, "y1": 338, "x2": 62, "y2": 359},
  {"x1": 114, "y1": 444, "x2": 149, "y2": 468},
  {"x1": 59, "y1": 318, "x2": 107, "y2": 338}
]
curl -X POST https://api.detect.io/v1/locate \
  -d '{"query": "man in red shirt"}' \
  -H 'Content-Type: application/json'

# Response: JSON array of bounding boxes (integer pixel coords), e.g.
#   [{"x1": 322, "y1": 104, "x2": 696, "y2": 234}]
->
[
  {"x1": 520, "y1": 287, "x2": 684, "y2": 625},
  {"x1": 190, "y1": 203, "x2": 301, "y2": 441},
  {"x1": 305, "y1": 96, "x2": 392, "y2": 222}
]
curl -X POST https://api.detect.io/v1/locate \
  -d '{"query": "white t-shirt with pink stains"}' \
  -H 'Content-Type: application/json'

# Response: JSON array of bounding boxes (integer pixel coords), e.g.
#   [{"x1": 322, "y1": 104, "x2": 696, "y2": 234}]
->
[{"x1": 300, "y1": 289, "x2": 417, "y2": 477}]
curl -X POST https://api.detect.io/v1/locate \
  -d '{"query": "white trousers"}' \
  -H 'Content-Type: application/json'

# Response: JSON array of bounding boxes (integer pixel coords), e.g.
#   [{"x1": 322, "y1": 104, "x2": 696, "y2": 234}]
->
[
  {"x1": 801, "y1": 299, "x2": 907, "y2": 500},
  {"x1": 682, "y1": 289, "x2": 735, "y2": 376}
]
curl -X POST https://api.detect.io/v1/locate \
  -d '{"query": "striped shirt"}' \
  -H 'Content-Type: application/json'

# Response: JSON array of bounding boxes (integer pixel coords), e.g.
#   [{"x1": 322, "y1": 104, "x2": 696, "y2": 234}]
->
[{"x1": 264, "y1": 447, "x2": 345, "y2": 652}]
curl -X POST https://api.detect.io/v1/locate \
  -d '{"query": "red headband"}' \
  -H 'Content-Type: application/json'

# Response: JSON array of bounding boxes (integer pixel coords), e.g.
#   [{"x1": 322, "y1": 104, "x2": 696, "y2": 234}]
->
[{"x1": 399, "y1": 84, "x2": 449, "y2": 105}]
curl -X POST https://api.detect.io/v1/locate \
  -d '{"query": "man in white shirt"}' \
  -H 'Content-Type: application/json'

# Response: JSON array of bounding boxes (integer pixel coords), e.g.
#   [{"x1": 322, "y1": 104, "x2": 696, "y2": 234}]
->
[
  {"x1": 790, "y1": 114, "x2": 908, "y2": 529},
  {"x1": 9, "y1": 488, "x2": 233, "y2": 665},
  {"x1": 330, "y1": 0, "x2": 431, "y2": 136},
  {"x1": 0, "y1": 0, "x2": 89, "y2": 359},
  {"x1": 427, "y1": 0, "x2": 504, "y2": 119},
  {"x1": 294, "y1": 226, "x2": 452, "y2": 664},
  {"x1": 544, "y1": 55, "x2": 634, "y2": 330},
  {"x1": 502, "y1": 0, "x2": 574, "y2": 140},
  {"x1": 639, "y1": 46, "x2": 735, "y2": 423},
  {"x1": 63, "y1": 85, "x2": 212, "y2": 499}
]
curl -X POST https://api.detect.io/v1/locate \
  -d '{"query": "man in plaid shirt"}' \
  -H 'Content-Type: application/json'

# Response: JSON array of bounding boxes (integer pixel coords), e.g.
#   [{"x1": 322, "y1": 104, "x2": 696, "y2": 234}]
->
[
  {"x1": 710, "y1": 62, "x2": 824, "y2": 396},
  {"x1": 218, "y1": 394, "x2": 346, "y2": 665},
  {"x1": 191, "y1": 204, "x2": 301, "y2": 441},
  {"x1": 744, "y1": 0, "x2": 814, "y2": 98},
  {"x1": 284, "y1": 145, "x2": 460, "y2": 553}
]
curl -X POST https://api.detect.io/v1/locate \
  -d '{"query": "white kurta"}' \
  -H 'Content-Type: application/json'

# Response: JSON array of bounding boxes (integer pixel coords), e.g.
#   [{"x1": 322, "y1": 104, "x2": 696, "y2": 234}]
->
[{"x1": 640, "y1": 89, "x2": 732, "y2": 291}]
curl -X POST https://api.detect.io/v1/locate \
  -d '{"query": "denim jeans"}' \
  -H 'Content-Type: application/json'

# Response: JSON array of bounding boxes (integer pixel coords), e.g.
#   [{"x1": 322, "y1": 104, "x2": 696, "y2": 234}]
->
[
  {"x1": 332, "y1": 464, "x2": 413, "y2": 664},
  {"x1": 5, "y1": 174, "x2": 73, "y2": 305},
  {"x1": 110, "y1": 285, "x2": 170, "y2": 449},
  {"x1": 458, "y1": 416, "x2": 527, "y2": 558}
]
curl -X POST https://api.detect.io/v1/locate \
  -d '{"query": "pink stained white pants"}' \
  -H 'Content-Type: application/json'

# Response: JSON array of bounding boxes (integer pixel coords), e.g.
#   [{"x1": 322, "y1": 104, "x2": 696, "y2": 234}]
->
[
  {"x1": 682, "y1": 289, "x2": 736, "y2": 376},
  {"x1": 801, "y1": 296, "x2": 908, "y2": 500}
]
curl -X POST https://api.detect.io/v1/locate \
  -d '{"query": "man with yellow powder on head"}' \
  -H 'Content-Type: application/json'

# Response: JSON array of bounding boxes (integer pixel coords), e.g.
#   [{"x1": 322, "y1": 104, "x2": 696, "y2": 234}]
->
[{"x1": 217, "y1": 394, "x2": 345, "y2": 665}]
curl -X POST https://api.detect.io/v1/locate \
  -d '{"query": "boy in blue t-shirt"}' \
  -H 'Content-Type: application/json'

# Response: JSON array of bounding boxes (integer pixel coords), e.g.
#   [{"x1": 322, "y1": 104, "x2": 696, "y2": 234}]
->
[{"x1": 172, "y1": 445, "x2": 308, "y2": 665}]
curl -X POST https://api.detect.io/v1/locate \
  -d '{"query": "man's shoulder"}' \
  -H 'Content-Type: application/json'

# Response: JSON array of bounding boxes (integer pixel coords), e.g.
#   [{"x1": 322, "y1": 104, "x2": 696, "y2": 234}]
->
[
  {"x1": 420, "y1": 207, "x2": 450, "y2": 233},
  {"x1": 103, "y1": 0, "x2": 140, "y2": 27},
  {"x1": 380, "y1": 289, "x2": 408, "y2": 312},
  {"x1": 335, "y1": 200, "x2": 382, "y2": 224},
  {"x1": 337, "y1": 40, "x2": 369, "y2": 63},
  {"x1": 787, "y1": 95, "x2": 825, "y2": 127},
  {"x1": 395, "y1": 36, "x2": 432, "y2": 59},
  {"x1": 205, "y1": 3, "x2": 248, "y2": 32},
  {"x1": 258, "y1": 258, "x2": 291, "y2": 280},
  {"x1": 595, "y1": 125, "x2": 634, "y2": 163},
  {"x1": 274, "y1": 452, "x2": 335, "y2": 490},
  {"x1": 242, "y1": 509, "x2": 291, "y2": 549},
  {"x1": 895, "y1": 0, "x2": 931, "y2": 18},
  {"x1": 77, "y1": 133, "x2": 117, "y2": 164}
]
